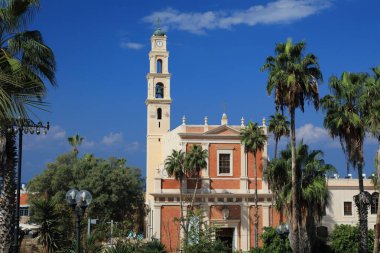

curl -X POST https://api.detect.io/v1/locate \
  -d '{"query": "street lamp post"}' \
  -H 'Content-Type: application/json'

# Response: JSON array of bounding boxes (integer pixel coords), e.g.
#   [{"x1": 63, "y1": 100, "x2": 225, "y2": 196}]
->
[
  {"x1": 8, "y1": 119, "x2": 49, "y2": 253},
  {"x1": 66, "y1": 189, "x2": 93, "y2": 253},
  {"x1": 276, "y1": 223, "x2": 289, "y2": 253}
]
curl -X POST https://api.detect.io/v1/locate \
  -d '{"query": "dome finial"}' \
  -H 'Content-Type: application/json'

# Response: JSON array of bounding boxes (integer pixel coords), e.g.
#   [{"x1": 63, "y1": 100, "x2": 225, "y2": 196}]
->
[{"x1": 153, "y1": 18, "x2": 166, "y2": 36}]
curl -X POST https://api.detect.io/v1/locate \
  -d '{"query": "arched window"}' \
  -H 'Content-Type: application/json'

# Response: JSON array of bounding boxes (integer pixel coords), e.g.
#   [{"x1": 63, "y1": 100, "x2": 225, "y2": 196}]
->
[
  {"x1": 157, "y1": 108, "x2": 162, "y2": 120},
  {"x1": 155, "y1": 83, "x2": 164, "y2": 98},
  {"x1": 157, "y1": 59, "x2": 162, "y2": 73}
]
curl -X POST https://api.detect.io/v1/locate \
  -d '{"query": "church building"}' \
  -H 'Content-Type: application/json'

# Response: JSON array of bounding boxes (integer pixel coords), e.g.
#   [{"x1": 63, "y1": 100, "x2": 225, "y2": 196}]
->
[{"x1": 145, "y1": 28, "x2": 280, "y2": 252}]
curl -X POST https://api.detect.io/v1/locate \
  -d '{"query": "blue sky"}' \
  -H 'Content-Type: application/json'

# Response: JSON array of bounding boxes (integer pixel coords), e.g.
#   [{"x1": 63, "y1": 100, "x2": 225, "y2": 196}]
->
[{"x1": 22, "y1": 0, "x2": 380, "y2": 182}]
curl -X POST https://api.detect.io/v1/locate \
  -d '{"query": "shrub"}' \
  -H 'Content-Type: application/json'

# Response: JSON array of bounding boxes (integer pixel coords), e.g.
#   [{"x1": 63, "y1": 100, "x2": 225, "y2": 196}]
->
[{"x1": 329, "y1": 224, "x2": 374, "y2": 253}]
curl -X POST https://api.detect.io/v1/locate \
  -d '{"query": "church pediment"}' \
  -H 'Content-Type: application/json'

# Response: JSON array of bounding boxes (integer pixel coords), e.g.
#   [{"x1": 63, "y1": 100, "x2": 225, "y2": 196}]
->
[{"x1": 203, "y1": 125, "x2": 240, "y2": 136}]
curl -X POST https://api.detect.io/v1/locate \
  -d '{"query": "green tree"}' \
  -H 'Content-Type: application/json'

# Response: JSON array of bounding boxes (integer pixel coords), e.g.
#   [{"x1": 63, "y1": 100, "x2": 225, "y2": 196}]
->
[
  {"x1": 164, "y1": 149, "x2": 187, "y2": 248},
  {"x1": 0, "y1": 130, "x2": 17, "y2": 252},
  {"x1": 267, "y1": 112, "x2": 290, "y2": 226},
  {"x1": 265, "y1": 142, "x2": 335, "y2": 252},
  {"x1": 28, "y1": 153, "x2": 146, "y2": 237},
  {"x1": 240, "y1": 121, "x2": 267, "y2": 248},
  {"x1": 186, "y1": 144, "x2": 208, "y2": 206},
  {"x1": 260, "y1": 227, "x2": 292, "y2": 253},
  {"x1": 364, "y1": 66, "x2": 380, "y2": 253},
  {"x1": 329, "y1": 224, "x2": 374, "y2": 253},
  {"x1": 30, "y1": 198, "x2": 64, "y2": 253},
  {"x1": 268, "y1": 112, "x2": 290, "y2": 159},
  {"x1": 321, "y1": 71, "x2": 372, "y2": 253},
  {"x1": 261, "y1": 38, "x2": 322, "y2": 253},
  {"x1": 67, "y1": 134, "x2": 84, "y2": 157},
  {"x1": 182, "y1": 209, "x2": 228, "y2": 253},
  {"x1": 0, "y1": 0, "x2": 56, "y2": 249}
]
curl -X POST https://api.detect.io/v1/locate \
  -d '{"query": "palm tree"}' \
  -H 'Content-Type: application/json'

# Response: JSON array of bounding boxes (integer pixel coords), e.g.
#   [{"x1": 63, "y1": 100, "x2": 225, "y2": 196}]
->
[
  {"x1": 321, "y1": 71, "x2": 372, "y2": 253},
  {"x1": 30, "y1": 198, "x2": 63, "y2": 253},
  {"x1": 164, "y1": 149, "x2": 187, "y2": 248},
  {"x1": 0, "y1": 0, "x2": 56, "y2": 249},
  {"x1": 240, "y1": 121, "x2": 267, "y2": 248},
  {"x1": 0, "y1": 130, "x2": 17, "y2": 253},
  {"x1": 67, "y1": 134, "x2": 84, "y2": 157},
  {"x1": 364, "y1": 66, "x2": 380, "y2": 253},
  {"x1": 268, "y1": 112, "x2": 290, "y2": 159},
  {"x1": 261, "y1": 38, "x2": 322, "y2": 252},
  {"x1": 268, "y1": 113, "x2": 289, "y2": 226},
  {"x1": 186, "y1": 144, "x2": 208, "y2": 206},
  {"x1": 266, "y1": 142, "x2": 335, "y2": 252}
]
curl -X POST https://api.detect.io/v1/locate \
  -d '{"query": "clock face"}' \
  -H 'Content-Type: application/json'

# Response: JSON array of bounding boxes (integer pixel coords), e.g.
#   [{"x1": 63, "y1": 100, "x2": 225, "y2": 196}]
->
[{"x1": 156, "y1": 40, "x2": 163, "y2": 47}]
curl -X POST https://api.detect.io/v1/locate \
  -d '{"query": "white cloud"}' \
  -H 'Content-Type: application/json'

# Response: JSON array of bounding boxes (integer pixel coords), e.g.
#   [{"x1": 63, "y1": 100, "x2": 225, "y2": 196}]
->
[
  {"x1": 82, "y1": 140, "x2": 96, "y2": 148},
  {"x1": 126, "y1": 141, "x2": 140, "y2": 152},
  {"x1": 296, "y1": 123, "x2": 331, "y2": 144},
  {"x1": 101, "y1": 132, "x2": 124, "y2": 146},
  {"x1": 143, "y1": 0, "x2": 331, "y2": 34},
  {"x1": 120, "y1": 41, "x2": 144, "y2": 50}
]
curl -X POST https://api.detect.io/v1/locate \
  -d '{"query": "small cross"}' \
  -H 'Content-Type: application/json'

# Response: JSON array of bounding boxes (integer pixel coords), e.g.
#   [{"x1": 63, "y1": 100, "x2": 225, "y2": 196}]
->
[{"x1": 156, "y1": 18, "x2": 161, "y2": 29}]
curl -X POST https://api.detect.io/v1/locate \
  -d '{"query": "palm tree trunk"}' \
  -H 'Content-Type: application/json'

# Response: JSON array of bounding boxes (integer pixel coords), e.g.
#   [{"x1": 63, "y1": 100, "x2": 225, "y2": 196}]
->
[
  {"x1": 357, "y1": 146, "x2": 369, "y2": 253},
  {"x1": 179, "y1": 178, "x2": 186, "y2": 250},
  {"x1": 254, "y1": 153, "x2": 259, "y2": 248},
  {"x1": 374, "y1": 146, "x2": 380, "y2": 253},
  {"x1": 274, "y1": 138, "x2": 279, "y2": 159},
  {"x1": 289, "y1": 108, "x2": 301, "y2": 253},
  {"x1": 0, "y1": 130, "x2": 16, "y2": 253}
]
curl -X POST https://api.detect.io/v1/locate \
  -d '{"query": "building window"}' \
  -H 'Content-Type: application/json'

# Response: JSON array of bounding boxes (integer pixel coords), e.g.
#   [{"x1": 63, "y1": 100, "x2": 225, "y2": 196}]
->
[
  {"x1": 20, "y1": 207, "x2": 29, "y2": 216},
  {"x1": 371, "y1": 192, "x2": 379, "y2": 214},
  {"x1": 157, "y1": 108, "x2": 162, "y2": 120},
  {"x1": 217, "y1": 150, "x2": 233, "y2": 176},
  {"x1": 344, "y1": 202, "x2": 352, "y2": 216},
  {"x1": 155, "y1": 83, "x2": 164, "y2": 98},
  {"x1": 157, "y1": 59, "x2": 162, "y2": 73}
]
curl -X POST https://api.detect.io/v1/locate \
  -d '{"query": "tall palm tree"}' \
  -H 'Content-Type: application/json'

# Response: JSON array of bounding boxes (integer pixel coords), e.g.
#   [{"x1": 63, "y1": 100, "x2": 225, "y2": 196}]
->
[
  {"x1": 261, "y1": 38, "x2": 322, "y2": 252},
  {"x1": 268, "y1": 112, "x2": 290, "y2": 159},
  {"x1": 0, "y1": 130, "x2": 17, "y2": 253},
  {"x1": 364, "y1": 66, "x2": 380, "y2": 253},
  {"x1": 0, "y1": 0, "x2": 56, "y2": 249},
  {"x1": 240, "y1": 121, "x2": 267, "y2": 248},
  {"x1": 266, "y1": 142, "x2": 335, "y2": 252},
  {"x1": 186, "y1": 144, "x2": 208, "y2": 206},
  {"x1": 268, "y1": 113, "x2": 289, "y2": 226},
  {"x1": 67, "y1": 134, "x2": 84, "y2": 157},
  {"x1": 30, "y1": 198, "x2": 63, "y2": 253},
  {"x1": 165, "y1": 149, "x2": 187, "y2": 248},
  {"x1": 321, "y1": 71, "x2": 371, "y2": 253}
]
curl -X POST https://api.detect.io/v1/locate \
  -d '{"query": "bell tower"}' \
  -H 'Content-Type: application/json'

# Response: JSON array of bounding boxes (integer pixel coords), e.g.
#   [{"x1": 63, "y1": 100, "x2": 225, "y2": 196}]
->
[{"x1": 146, "y1": 27, "x2": 171, "y2": 204}]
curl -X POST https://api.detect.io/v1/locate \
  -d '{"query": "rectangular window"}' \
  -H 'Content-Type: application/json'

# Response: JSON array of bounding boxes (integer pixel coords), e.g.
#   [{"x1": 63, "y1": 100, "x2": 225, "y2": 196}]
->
[
  {"x1": 371, "y1": 197, "x2": 378, "y2": 214},
  {"x1": 217, "y1": 150, "x2": 233, "y2": 176},
  {"x1": 19, "y1": 207, "x2": 29, "y2": 216},
  {"x1": 344, "y1": 202, "x2": 352, "y2": 216}
]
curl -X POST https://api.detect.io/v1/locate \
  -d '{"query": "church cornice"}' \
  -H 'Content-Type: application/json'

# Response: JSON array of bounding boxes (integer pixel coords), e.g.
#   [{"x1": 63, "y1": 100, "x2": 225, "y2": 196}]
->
[
  {"x1": 145, "y1": 99, "x2": 172, "y2": 105},
  {"x1": 146, "y1": 73, "x2": 171, "y2": 79}
]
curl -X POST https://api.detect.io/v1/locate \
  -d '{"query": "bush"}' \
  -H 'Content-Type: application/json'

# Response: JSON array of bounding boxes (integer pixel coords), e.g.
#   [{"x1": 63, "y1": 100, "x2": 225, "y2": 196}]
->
[
  {"x1": 259, "y1": 226, "x2": 291, "y2": 253},
  {"x1": 329, "y1": 224, "x2": 374, "y2": 253}
]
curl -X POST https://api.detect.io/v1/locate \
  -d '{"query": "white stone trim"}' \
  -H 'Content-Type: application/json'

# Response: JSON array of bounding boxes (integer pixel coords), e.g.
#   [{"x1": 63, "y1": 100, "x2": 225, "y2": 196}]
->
[{"x1": 217, "y1": 150, "x2": 233, "y2": 176}]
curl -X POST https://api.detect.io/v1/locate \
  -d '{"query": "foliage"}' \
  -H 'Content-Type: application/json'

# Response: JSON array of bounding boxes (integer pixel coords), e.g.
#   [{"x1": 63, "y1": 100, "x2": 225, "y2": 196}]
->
[
  {"x1": 182, "y1": 210, "x2": 228, "y2": 253},
  {"x1": 28, "y1": 152, "x2": 146, "y2": 231},
  {"x1": 321, "y1": 71, "x2": 374, "y2": 252},
  {"x1": 261, "y1": 38, "x2": 322, "y2": 252},
  {"x1": 67, "y1": 134, "x2": 84, "y2": 157},
  {"x1": 240, "y1": 121, "x2": 267, "y2": 248},
  {"x1": 329, "y1": 224, "x2": 374, "y2": 253},
  {"x1": 164, "y1": 145, "x2": 208, "y2": 248},
  {"x1": 260, "y1": 227, "x2": 292, "y2": 253},
  {"x1": 268, "y1": 112, "x2": 290, "y2": 159},
  {"x1": 30, "y1": 198, "x2": 65, "y2": 253},
  {"x1": 104, "y1": 238, "x2": 166, "y2": 253},
  {"x1": 264, "y1": 142, "x2": 335, "y2": 251},
  {"x1": 0, "y1": 0, "x2": 56, "y2": 120}
]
